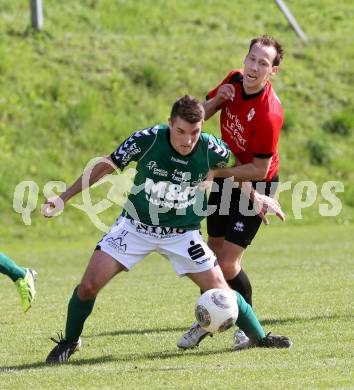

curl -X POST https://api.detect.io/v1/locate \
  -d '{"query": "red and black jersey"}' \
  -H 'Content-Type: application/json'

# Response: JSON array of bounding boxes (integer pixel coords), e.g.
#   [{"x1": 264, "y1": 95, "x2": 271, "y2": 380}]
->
[{"x1": 207, "y1": 69, "x2": 283, "y2": 181}]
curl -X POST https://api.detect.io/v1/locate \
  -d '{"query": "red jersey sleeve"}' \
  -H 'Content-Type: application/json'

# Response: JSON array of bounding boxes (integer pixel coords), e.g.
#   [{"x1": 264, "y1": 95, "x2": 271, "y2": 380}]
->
[
  {"x1": 206, "y1": 71, "x2": 233, "y2": 99},
  {"x1": 206, "y1": 70, "x2": 243, "y2": 110},
  {"x1": 252, "y1": 113, "x2": 282, "y2": 157}
]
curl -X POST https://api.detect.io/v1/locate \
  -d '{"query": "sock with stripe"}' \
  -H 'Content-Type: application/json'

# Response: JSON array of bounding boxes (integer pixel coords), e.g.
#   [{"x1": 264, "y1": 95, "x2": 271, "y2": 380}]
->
[{"x1": 235, "y1": 291, "x2": 265, "y2": 340}]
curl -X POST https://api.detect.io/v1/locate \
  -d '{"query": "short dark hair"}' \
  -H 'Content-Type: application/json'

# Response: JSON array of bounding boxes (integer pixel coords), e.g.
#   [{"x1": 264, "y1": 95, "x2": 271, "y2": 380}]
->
[
  {"x1": 249, "y1": 35, "x2": 284, "y2": 66},
  {"x1": 170, "y1": 95, "x2": 205, "y2": 123}
]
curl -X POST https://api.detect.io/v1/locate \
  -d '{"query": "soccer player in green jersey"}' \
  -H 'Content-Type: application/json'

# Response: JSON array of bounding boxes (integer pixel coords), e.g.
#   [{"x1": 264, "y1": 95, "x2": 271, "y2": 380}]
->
[
  {"x1": 0, "y1": 252, "x2": 36, "y2": 312},
  {"x1": 42, "y1": 95, "x2": 291, "y2": 364}
]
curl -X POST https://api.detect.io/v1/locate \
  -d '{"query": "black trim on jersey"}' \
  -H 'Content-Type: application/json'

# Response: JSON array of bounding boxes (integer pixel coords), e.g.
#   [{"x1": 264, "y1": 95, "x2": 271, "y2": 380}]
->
[
  {"x1": 229, "y1": 72, "x2": 267, "y2": 100},
  {"x1": 206, "y1": 71, "x2": 267, "y2": 101},
  {"x1": 110, "y1": 152, "x2": 123, "y2": 169},
  {"x1": 208, "y1": 137, "x2": 230, "y2": 159},
  {"x1": 229, "y1": 72, "x2": 244, "y2": 84},
  {"x1": 166, "y1": 127, "x2": 200, "y2": 157},
  {"x1": 241, "y1": 83, "x2": 267, "y2": 100},
  {"x1": 252, "y1": 174, "x2": 279, "y2": 188},
  {"x1": 205, "y1": 72, "x2": 243, "y2": 101},
  {"x1": 253, "y1": 152, "x2": 273, "y2": 159},
  {"x1": 110, "y1": 126, "x2": 157, "y2": 169},
  {"x1": 205, "y1": 72, "x2": 243, "y2": 100}
]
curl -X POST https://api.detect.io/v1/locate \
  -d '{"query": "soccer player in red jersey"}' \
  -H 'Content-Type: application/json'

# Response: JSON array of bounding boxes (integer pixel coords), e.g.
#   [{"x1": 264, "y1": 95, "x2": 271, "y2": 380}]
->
[{"x1": 178, "y1": 36, "x2": 285, "y2": 349}]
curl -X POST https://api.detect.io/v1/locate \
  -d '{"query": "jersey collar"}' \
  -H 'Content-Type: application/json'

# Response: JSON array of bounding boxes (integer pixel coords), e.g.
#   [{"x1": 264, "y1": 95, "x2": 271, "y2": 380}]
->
[{"x1": 241, "y1": 81, "x2": 267, "y2": 100}]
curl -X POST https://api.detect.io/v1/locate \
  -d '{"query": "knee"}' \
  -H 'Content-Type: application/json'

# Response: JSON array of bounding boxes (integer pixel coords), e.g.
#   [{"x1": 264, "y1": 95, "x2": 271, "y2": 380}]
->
[
  {"x1": 78, "y1": 280, "x2": 100, "y2": 300},
  {"x1": 209, "y1": 273, "x2": 229, "y2": 290},
  {"x1": 219, "y1": 259, "x2": 242, "y2": 280}
]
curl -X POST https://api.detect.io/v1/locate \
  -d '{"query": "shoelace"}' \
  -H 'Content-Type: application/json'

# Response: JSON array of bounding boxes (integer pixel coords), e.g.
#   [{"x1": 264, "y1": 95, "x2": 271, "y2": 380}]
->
[
  {"x1": 260, "y1": 332, "x2": 279, "y2": 347},
  {"x1": 234, "y1": 331, "x2": 253, "y2": 347},
  {"x1": 234, "y1": 331, "x2": 246, "y2": 341},
  {"x1": 186, "y1": 324, "x2": 202, "y2": 337},
  {"x1": 50, "y1": 331, "x2": 66, "y2": 345}
]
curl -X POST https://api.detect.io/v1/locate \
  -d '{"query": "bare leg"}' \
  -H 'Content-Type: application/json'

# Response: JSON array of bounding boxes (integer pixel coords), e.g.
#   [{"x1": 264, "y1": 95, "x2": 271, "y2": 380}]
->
[
  {"x1": 208, "y1": 237, "x2": 252, "y2": 305},
  {"x1": 65, "y1": 250, "x2": 126, "y2": 342},
  {"x1": 78, "y1": 250, "x2": 126, "y2": 300},
  {"x1": 207, "y1": 237, "x2": 244, "y2": 279},
  {"x1": 186, "y1": 265, "x2": 231, "y2": 292}
]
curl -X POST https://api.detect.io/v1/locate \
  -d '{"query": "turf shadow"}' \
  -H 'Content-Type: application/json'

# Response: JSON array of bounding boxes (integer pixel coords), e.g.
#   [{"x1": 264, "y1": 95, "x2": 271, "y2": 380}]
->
[
  {"x1": 122, "y1": 347, "x2": 231, "y2": 361},
  {"x1": 91, "y1": 326, "x2": 188, "y2": 337},
  {"x1": 0, "y1": 355, "x2": 116, "y2": 372},
  {"x1": 92, "y1": 312, "x2": 352, "y2": 339},
  {"x1": 0, "y1": 350, "x2": 233, "y2": 371},
  {"x1": 260, "y1": 312, "x2": 352, "y2": 326}
]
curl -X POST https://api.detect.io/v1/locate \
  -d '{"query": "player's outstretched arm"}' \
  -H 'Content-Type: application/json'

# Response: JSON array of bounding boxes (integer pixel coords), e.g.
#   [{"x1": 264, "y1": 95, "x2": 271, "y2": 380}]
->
[
  {"x1": 211, "y1": 157, "x2": 271, "y2": 182},
  {"x1": 240, "y1": 181, "x2": 285, "y2": 225},
  {"x1": 41, "y1": 156, "x2": 116, "y2": 218},
  {"x1": 198, "y1": 177, "x2": 284, "y2": 225}
]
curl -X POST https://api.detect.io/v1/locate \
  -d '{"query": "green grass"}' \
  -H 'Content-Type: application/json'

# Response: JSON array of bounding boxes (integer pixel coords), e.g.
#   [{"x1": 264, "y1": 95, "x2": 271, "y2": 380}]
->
[
  {"x1": 0, "y1": 0, "x2": 354, "y2": 235},
  {"x1": 0, "y1": 224, "x2": 352, "y2": 389},
  {"x1": 0, "y1": 2, "x2": 353, "y2": 387}
]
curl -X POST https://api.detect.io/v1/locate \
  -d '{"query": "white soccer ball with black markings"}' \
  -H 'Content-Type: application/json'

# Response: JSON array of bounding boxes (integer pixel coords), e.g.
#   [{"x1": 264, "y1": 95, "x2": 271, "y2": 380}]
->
[{"x1": 195, "y1": 288, "x2": 238, "y2": 333}]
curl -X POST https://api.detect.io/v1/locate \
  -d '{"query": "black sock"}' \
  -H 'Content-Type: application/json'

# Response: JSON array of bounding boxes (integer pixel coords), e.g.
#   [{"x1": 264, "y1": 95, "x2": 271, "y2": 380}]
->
[{"x1": 227, "y1": 269, "x2": 253, "y2": 307}]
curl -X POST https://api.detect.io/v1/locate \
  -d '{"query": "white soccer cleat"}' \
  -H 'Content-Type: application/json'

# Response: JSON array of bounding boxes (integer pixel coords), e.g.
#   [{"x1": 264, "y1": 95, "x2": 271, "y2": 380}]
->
[
  {"x1": 230, "y1": 329, "x2": 253, "y2": 351},
  {"x1": 177, "y1": 322, "x2": 211, "y2": 349}
]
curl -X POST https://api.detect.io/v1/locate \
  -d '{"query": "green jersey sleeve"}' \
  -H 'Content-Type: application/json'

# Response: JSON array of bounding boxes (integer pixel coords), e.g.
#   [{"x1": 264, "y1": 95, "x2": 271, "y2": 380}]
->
[
  {"x1": 110, "y1": 126, "x2": 158, "y2": 170},
  {"x1": 207, "y1": 134, "x2": 234, "y2": 169}
]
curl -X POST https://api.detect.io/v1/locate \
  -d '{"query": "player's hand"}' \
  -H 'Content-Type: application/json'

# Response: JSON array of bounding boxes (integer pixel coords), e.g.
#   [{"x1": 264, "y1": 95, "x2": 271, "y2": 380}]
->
[
  {"x1": 216, "y1": 84, "x2": 235, "y2": 101},
  {"x1": 41, "y1": 196, "x2": 65, "y2": 218},
  {"x1": 253, "y1": 193, "x2": 285, "y2": 225},
  {"x1": 198, "y1": 170, "x2": 215, "y2": 191}
]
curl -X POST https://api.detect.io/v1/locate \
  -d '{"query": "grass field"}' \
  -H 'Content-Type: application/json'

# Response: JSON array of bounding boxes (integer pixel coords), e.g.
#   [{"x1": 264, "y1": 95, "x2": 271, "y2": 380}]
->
[
  {"x1": 1, "y1": 0, "x2": 354, "y2": 230},
  {"x1": 0, "y1": 1, "x2": 353, "y2": 389},
  {"x1": 0, "y1": 223, "x2": 352, "y2": 389}
]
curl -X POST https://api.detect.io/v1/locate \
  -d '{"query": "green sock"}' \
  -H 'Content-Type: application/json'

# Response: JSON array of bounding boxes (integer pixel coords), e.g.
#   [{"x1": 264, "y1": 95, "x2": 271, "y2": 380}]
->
[
  {"x1": 0, "y1": 252, "x2": 26, "y2": 282},
  {"x1": 235, "y1": 291, "x2": 266, "y2": 340},
  {"x1": 65, "y1": 286, "x2": 96, "y2": 342}
]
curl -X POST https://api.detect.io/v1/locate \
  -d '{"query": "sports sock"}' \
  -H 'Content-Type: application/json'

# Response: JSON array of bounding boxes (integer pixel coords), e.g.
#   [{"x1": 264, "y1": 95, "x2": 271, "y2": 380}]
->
[
  {"x1": 235, "y1": 291, "x2": 265, "y2": 340},
  {"x1": 227, "y1": 269, "x2": 252, "y2": 306},
  {"x1": 0, "y1": 252, "x2": 26, "y2": 282},
  {"x1": 65, "y1": 286, "x2": 96, "y2": 343}
]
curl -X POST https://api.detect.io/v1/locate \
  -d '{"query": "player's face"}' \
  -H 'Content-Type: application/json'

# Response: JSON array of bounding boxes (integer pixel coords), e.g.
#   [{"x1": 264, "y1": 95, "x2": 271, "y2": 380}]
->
[
  {"x1": 168, "y1": 116, "x2": 203, "y2": 156},
  {"x1": 243, "y1": 43, "x2": 278, "y2": 94}
]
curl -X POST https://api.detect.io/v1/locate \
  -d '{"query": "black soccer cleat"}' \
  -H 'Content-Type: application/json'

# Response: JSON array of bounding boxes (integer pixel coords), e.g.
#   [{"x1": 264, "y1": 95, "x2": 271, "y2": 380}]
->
[
  {"x1": 258, "y1": 332, "x2": 292, "y2": 349},
  {"x1": 46, "y1": 331, "x2": 81, "y2": 364}
]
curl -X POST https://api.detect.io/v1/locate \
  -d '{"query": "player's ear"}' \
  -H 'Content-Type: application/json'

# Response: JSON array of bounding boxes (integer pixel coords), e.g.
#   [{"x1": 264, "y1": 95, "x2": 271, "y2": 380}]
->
[
  {"x1": 271, "y1": 65, "x2": 279, "y2": 76},
  {"x1": 168, "y1": 117, "x2": 173, "y2": 127}
]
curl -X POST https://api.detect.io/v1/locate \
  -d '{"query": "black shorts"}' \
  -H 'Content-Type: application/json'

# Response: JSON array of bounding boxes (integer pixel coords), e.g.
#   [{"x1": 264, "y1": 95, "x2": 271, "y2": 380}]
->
[{"x1": 207, "y1": 176, "x2": 279, "y2": 248}]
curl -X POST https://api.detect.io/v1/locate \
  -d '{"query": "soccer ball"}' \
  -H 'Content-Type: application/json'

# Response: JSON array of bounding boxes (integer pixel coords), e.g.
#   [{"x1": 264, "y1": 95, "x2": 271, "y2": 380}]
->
[{"x1": 195, "y1": 288, "x2": 238, "y2": 333}]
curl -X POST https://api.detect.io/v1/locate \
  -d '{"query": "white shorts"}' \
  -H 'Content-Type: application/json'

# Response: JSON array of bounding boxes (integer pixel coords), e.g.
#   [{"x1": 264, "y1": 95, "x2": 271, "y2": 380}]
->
[{"x1": 96, "y1": 216, "x2": 216, "y2": 276}]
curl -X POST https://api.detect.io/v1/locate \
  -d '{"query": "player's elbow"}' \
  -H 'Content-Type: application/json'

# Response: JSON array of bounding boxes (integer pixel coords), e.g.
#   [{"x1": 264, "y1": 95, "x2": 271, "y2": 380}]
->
[
  {"x1": 253, "y1": 166, "x2": 268, "y2": 181},
  {"x1": 252, "y1": 159, "x2": 271, "y2": 181}
]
